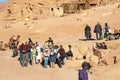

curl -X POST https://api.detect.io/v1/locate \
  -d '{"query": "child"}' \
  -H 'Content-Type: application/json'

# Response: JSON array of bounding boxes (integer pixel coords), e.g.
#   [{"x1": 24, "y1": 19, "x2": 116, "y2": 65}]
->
[{"x1": 43, "y1": 48, "x2": 50, "y2": 68}]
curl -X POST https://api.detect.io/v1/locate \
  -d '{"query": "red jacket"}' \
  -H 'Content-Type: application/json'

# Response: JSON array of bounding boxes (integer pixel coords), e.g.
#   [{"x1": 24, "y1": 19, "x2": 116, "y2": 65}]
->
[{"x1": 23, "y1": 45, "x2": 28, "y2": 54}]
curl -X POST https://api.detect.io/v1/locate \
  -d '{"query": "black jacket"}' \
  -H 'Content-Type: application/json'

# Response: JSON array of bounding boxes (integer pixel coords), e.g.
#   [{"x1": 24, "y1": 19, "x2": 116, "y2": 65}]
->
[
  {"x1": 94, "y1": 23, "x2": 102, "y2": 33},
  {"x1": 85, "y1": 25, "x2": 91, "y2": 37}
]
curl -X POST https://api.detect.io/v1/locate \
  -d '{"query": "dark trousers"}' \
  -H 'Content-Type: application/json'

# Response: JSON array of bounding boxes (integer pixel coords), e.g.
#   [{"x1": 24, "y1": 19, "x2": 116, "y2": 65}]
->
[
  {"x1": 86, "y1": 36, "x2": 91, "y2": 40},
  {"x1": 96, "y1": 33, "x2": 102, "y2": 40},
  {"x1": 20, "y1": 52, "x2": 23, "y2": 64},
  {"x1": 59, "y1": 54, "x2": 68, "y2": 64},
  {"x1": 104, "y1": 32, "x2": 108, "y2": 38},
  {"x1": 12, "y1": 48, "x2": 18, "y2": 57},
  {"x1": 22, "y1": 53, "x2": 29, "y2": 67}
]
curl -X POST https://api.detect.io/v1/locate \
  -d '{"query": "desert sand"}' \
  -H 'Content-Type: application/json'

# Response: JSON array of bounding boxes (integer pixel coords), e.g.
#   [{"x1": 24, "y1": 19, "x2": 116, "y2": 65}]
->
[{"x1": 0, "y1": 0, "x2": 120, "y2": 80}]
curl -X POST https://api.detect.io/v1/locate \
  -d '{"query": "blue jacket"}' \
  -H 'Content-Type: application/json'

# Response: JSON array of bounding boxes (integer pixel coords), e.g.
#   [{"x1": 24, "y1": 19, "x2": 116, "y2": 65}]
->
[
  {"x1": 49, "y1": 53, "x2": 57, "y2": 62},
  {"x1": 78, "y1": 69, "x2": 88, "y2": 80}
]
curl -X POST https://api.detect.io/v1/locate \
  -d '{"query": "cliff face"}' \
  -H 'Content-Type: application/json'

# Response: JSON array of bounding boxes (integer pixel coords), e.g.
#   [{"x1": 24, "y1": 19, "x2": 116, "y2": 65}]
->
[
  {"x1": 0, "y1": 0, "x2": 120, "y2": 21},
  {"x1": 0, "y1": 0, "x2": 66, "y2": 21}
]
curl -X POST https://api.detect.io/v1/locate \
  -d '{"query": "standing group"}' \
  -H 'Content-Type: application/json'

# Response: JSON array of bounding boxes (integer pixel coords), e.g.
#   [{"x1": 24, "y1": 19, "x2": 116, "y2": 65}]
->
[
  {"x1": 84, "y1": 22, "x2": 111, "y2": 40},
  {"x1": 9, "y1": 36, "x2": 74, "y2": 68}
]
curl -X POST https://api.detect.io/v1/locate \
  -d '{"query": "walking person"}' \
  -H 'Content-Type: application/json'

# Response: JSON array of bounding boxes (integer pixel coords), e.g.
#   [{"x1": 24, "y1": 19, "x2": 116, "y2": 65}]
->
[
  {"x1": 84, "y1": 25, "x2": 91, "y2": 40},
  {"x1": 94, "y1": 22, "x2": 102, "y2": 40}
]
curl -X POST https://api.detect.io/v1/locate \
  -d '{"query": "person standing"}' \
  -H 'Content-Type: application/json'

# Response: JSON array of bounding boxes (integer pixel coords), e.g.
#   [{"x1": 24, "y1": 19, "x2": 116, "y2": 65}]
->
[
  {"x1": 104, "y1": 23, "x2": 109, "y2": 38},
  {"x1": 78, "y1": 61, "x2": 89, "y2": 80},
  {"x1": 11, "y1": 40, "x2": 18, "y2": 57},
  {"x1": 22, "y1": 42, "x2": 29, "y2": 67},
  {"x1": 36, "y1": 42, "x2": 42, "y2": 63},
  {"x1": 84, "y1": 25, "x2": 91, "y2": 40},
  {"x1": 31, "y1": 44, "x2": 37, "y2": 66},
  {"x1": 43, "y1": 48, "x2": 50, "y2": 68},
  {"x1": 27, "y1": 43, "x2": 32, "y2": 65},
  {"x1": 49, "y1": 45, "x2": 58, "y2": 68},
  {"x1": 78, "y1": 68, "x2": 88, "y2": 80},
  {"x1": 94, "y1": 22, "x2": 102, "y2": 40},
  {"x1": 19, "y1": 43, "x2": 24, "y2": 65}
]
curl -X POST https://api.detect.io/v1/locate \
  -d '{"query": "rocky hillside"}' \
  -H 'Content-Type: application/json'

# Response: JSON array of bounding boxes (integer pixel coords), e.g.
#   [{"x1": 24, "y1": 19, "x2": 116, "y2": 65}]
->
[
  {"x1": 0, "y1": 0, "x2": 120, "y2": 21},
  {"x1": 0, "y1": 1, "x2": 120, "y2": 80}
]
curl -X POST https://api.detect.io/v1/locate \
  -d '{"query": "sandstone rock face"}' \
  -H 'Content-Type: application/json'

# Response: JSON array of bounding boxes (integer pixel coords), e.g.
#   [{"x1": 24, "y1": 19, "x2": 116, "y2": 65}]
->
[
  {"x1": 0, "y1": 0, "x2": 120, "y2": 21},
  {"x1": 0, "y1": 0, "x2": 65, "y2": 21},
  {"x1": 89, "y1": 55, "x2": 99, "y2": 67}
]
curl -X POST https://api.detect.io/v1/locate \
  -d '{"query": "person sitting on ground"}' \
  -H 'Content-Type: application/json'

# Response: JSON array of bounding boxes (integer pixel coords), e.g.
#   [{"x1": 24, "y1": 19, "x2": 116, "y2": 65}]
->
[
  {"x1": 95, "y1": 42, "x2": 102, "y2": 49},
  {"x1": 66, "y1": 45, "x2": 73, "y2": 60},
  {"x1": 101, "y1": 42, "x2": 107, "y2": 49},
  {"x1": 95, "y1": 42, "x2": 107, "y2": 49},
  {"x1": 108, "y1": 27, "x2": 112, "y2": 35}
]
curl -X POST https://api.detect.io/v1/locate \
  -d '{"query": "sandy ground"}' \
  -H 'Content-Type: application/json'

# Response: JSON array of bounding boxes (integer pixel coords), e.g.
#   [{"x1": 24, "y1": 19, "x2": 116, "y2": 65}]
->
[{"x1": 0, "y1": 2, "x2": 120, "y2": 80}]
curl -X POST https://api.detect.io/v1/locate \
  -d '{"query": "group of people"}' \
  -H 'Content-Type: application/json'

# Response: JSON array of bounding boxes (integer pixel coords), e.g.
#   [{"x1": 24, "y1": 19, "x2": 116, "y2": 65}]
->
[
  {"x1": 9, "y1": 36, "x2": 74, "y2": 68},
  {"x1": 84, "y1": 22, "x2": 112, "y2": 40},
  {"x1": 95, "y1": 42, "x2": 107, "y2": 49}
]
